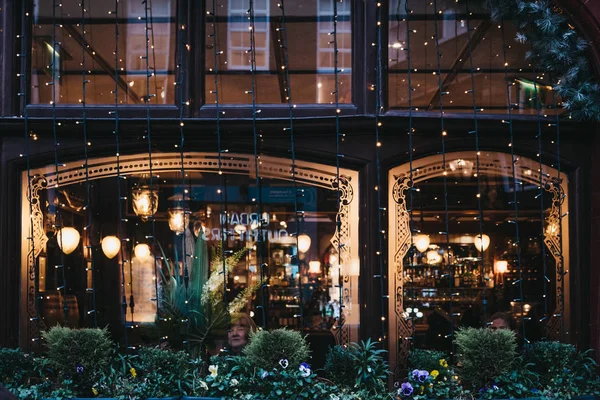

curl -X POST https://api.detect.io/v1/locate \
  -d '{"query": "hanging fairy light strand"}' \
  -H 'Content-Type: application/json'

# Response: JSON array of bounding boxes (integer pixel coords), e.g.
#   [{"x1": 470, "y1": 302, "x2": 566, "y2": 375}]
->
[
  {"x1": 49, "y1": 0, "x2": 69, "y2": 324},
  {"x1": 80, "y1": 0, "x2": 97, "y2": 328},
  {"x1": 248, "y1": 0, "x2": 268, "y2": 330},
  {"x1": 111, "y1": 0, "x2": 130, "y2": 348},
  {"x1": 374, "y1": 0, "x2": 386, "y2": 345},
  {"x1": 500, "y1": 19, "x2": 528, "y2": 343},
  {"x1": 276, "y1": 0, "x2": 304, "y2": 327},
  {"x1": 550, "y1": 79, "x2": 566, "y2": 340},
  {"x1": 19, "y1": 0, "x2": 42, "y2": 344},
  {"x1": 404, "y1": 0, "x2": 416, "y2": 350},
  {"x1": 176, "y1": 0, "x2": 190, "y2": 350},
  {"x1": 433, "y1": 0, "x2": 455, "y2": 354},
  {"x1": 464, "y1": 0, "x2": 489, "y2": 323},
  {"x1": 142, "y1": 0, "x2": 158, "y2": 326},
  {"x1": 531, "y1": 49, "x2": 551, "y2": 343},
  {"x1": 332, "y1": 0, "x2": 345, "y2": 344}
]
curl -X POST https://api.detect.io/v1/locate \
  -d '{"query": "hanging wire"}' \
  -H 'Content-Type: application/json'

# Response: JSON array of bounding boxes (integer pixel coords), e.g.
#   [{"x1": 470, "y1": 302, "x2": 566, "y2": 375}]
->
[
  {"x1": 531, "y1": 49, "x2": 549, "y2": 344},
  {"x1": 248, "y1": 0, "x2": 267, "y2": 330},
  {"x1": 374, "y1": 0, "x2": 386, "y2": 345},
  {"x1": 142, "y1": 0, "x2": 158, "y2": 327},
  {"x1": 464, "y1": 0, "x2": 488, "y2": 323},
  {"x1": 277, "y1": 0, "x2": 304, "y2": 328},
  {"x1": 550, "y1": 80, "x2": 565, "y2": 341},
  {"x1": 49, "y1": 0, "x2": 69, "y2": 324},
  {"x1": 499, "y1": 19, "x2": 527, "y2": 342},
  {"x1": 432, "y1": 0, "x2": 455, "y2": 355},
  {"x1": 404, "y1": 0, "x2": 416, "y2": 352},
  {"x1": 19, "y1": 1, "x2": 42, "y2": 344},
  {"x1": 80, "y1": 0, "x2": 97, "y2": 328},
  {"x1": 207, "y1": 0, "x2": 231, "y2": 338},
  {"x1": 176, "y1": 0, "x2": 190, "y2": 351},
  {"x1": 333, "y1": 0, "x2": 345, "y2": 344},
  {"x1": 111, "y1": 0, "x2": 130, "y2": 348}
]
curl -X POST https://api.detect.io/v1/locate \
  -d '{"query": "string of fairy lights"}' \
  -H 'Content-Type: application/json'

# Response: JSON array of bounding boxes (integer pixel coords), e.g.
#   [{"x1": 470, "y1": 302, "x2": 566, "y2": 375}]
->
[
  {"x1": 374, "y1": 0, "x2": 387, "y2": 345},
  {"x1": 333, "y1": 0, "x2": 345, "y2": 346},
  {"x1": 248, "y1": 0, "x2": 267, "y2": 331},
  {"x1": 276, "y1": 0, "x2": 304, "y2": 328},
  {"x1": 207, "y1": 0, "x2": 231, "y2": 335},
  {"x1": 49, "y1": 0, "x2": 70, "y2": 325},
  {"x1": 432, "y1": 0, "x2": 455, "y2": 356},
  {"x1": 80, "y1": 0, "x2": 97, "y2": 328},
  {"x1": 403, "y1": 0, "x2": 416, "y2": 351},
  {"x1": 142, "y1": 0, "x2": 159, "y2": 328},
  {"x1": 111, "y1": 0, "x2": 130, "y2": 348},
  {"x1": 463, "y1": 0, "x2": 488, "y2": 325},
  {"x1": 176, "y1": 0, "x2": 190, "y2": 350},
  {"x1": 19, "y1": 0, "x2": 43, "y2": 344}
]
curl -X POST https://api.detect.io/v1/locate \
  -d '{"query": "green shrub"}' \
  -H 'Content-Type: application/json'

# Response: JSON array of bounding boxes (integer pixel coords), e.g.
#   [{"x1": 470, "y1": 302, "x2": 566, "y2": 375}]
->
[
  {"x1": 243, "y1": 328, "x2": 310, "y2": 370},
  {"x1": 43, "y1": 325, "x2": 114, "y2": 377},
  {"x1": 408, "y1": 348, "x2": 446, "y2": 372},
  {"x1": 525, "y1": 341, "x2": 577, "y2": 385},
  {"x1": 324, "y1": 345, "x2": 356, "y2": 388},
  {"x1": 0, "y1": 348, "x2": 37, "y2": 388},
  {"x1": 324, "y1": 339, "x2": 389, "y2": 395},
  {"x1": 455, "y1": 327, "x2": 517, "y2": 390}
]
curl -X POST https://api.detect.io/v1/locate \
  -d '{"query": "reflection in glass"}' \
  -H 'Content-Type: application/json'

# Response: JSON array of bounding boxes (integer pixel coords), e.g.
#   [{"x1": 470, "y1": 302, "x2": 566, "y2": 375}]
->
[{"x1": 30, "y1": 0, "x2": 176, "y2": 104}]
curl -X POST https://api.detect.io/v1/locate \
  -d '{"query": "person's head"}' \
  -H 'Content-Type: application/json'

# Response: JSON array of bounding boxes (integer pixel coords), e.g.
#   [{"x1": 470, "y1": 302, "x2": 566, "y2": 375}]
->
[
  {"x1": 488, "y1": 312, "x2": 513, "y2": 331},
  {"x1": 228, "y1": 313, "x2": 257, "y2": 354}
]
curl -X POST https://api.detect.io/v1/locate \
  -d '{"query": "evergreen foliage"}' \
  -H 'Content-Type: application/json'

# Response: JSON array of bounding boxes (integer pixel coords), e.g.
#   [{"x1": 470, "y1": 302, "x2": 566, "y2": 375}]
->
[
  {"x1": 484, "y1": 0, "x2": 600, "y2": 120},
  {"x1": 455, "y1": 327, "x2": 517, "y2": 390},
  {"x1": 242, "y1": 328, "x2": 310, "y2": 370}
]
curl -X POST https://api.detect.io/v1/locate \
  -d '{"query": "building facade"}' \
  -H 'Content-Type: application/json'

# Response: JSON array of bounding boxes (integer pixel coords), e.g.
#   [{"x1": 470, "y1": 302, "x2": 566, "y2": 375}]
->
[{"x1": 1, "y1": 0, "x2": 600, "y2": 376}]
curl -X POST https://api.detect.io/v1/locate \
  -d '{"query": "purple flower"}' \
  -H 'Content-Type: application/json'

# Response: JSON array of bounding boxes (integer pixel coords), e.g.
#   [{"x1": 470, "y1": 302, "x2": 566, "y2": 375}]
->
[
  {"x1": 417, "y1": 370, "x2": 429, "y2": 382},
  {"x1": 75, "y1": 363, "x2": 84, "y2": 375},
  {"x1": 400, "y1": 382, "x2": 413, "y2": 396},
  {"x1": 411, "y1": 369, "x2": 420, "y2": 380},
  {"x1": 299, "y1": 362, "x2": 311, "y2": 378}
]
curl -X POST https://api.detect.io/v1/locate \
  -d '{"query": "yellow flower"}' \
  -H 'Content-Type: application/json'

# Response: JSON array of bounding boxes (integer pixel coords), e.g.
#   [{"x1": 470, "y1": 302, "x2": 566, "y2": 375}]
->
[
  {"x1": 130, "y1": 367, "x2": 137, "y2": 378},
  {"x1": 209, "y1": 364, "x2": 218, "y2": 378},
  {"x1": 420, "y1": 386, "x2": 424, "y2": 394},
  {"x1": 431, "y1": 370, "x2": 439, "y2": 379},
  {"x1": 91, "y1": 387, "x2": 99, "y2": 396},
  {"x1": 439, "y1": 359, "x2": 448, "y2": 368}
]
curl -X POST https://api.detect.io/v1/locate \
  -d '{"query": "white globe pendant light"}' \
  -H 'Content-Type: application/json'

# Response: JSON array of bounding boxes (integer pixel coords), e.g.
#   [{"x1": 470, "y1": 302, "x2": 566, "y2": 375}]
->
[
  {"x1": 101, "y1": 236, "x2": 121, "y2": 259},
  {"x1": 56, "y1": 227, "x2": 80, "y2": 255},
  {"x1": 413, "y1": 234, "x2": 430, "y2": 253},
  {"x1": 474, "y1": 234, "x2": 490, "y2": 252}
]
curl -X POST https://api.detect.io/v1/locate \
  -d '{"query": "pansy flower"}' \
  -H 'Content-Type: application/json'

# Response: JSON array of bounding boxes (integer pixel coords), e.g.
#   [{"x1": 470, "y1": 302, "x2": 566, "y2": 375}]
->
[
  {"x1": 399, "y1": 382, "x2": 413, "y2": 396},
  {"x1": 430, "y1": 369, "x2": 439, "y2": 379},
  {"x1": 208, "y1": 364, "x2": 218, "y2": 378},
  {"x1": 299, "y1": 362, "x2": 311, "y2": 377},
  {"x1": 417, "y1": 370, "x2": 429, "y2": 382}
]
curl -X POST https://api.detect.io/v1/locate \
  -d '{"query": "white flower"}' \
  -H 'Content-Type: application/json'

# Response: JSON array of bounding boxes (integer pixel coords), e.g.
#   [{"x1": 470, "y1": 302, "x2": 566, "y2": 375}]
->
[
  {"x1": 208, "y1": 364, "x2": 218, "y2": 377},
  {"x1": 299, "y1": 362, "x2": 311, "y2": 378},
  {"x1": 199, "y1": 380, "x2": 208, "y2": 390},
  {"x1": 261, "y1": 370, "x2": 269, "y2": 379},
  {"x1": 278, "y1": 359, "x2": 289, "y2": 369},
  {"x1": 230, "y1": 378, "x2": 239, "y2": 386}
]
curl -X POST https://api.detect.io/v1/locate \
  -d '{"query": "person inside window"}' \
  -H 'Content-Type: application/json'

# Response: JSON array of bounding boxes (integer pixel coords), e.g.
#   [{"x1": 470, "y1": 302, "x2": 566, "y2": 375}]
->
[
  {"x1": 227, "y1": 313, "x2": 257, "y2": 355},
  {"x1": 487, "y1": 311, "x2": 514, "y2": 331}
]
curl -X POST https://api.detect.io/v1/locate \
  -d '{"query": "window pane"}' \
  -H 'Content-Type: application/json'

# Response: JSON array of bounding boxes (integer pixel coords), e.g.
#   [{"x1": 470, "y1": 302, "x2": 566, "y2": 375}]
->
[
  {"x1": 387, "y1": 1, "x2": 561, "y2": 115},
  {"x1": 205, "y1": 0, "x2": 353, "y2": 104},
  {"x1": 30, "y1": 0, "x2": 176, "y2": 105}
]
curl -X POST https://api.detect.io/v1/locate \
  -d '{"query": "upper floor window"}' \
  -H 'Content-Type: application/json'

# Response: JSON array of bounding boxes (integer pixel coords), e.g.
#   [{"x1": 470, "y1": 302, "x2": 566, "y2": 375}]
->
[
  {"x1": 205, "y1": 0, "x2": 353, "y2": 104},
  {"x1": 29, "y1": 0, "x2": 176, "y2": 105},
  {"x1": 387, "y1": 0, "x2": 560, "y2": 115}
]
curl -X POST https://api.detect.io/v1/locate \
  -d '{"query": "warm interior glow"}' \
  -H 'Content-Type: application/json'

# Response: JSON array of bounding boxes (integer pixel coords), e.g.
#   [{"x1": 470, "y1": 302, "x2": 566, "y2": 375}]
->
[
  {"x1": 168, "y1": 208, "x2": 188, "y2": 234},
  {"x1": 56, "y1": 227, "x2": 80, "y2": 255},
  {"x1": 132, "y1": 187, "x2": 158, "y2": 219},
  {"x1": 426, "y1": 250, "x2": 442, "y2": 265},
  {"x1": 134, "y1": 244, "x2": 151, "y2": 260},
  {"x1": 495, "y1": 260, "x2": 508, "y2": 274},
  {"x1": 297, "y1": 234, "x2": 311, "y2": 253},
  {"x1": 308, "y1": 261, "x2": 321, "y2": 274},
  {"x1": 101, "y1": 236, "x2": 121, "y2": 259},
  {"x1": 413, "y1": 234, "x2": 430, "y2": 253},
  {"x1": 474, "y1": 234, "x2": 490, "y2": 252}
]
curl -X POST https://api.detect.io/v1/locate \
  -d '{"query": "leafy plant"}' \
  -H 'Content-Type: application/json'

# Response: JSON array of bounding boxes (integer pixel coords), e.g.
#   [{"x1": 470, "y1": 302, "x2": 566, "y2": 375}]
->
[
  {"x1": 455, "y1": 327, "x2": 517, "y2": 391},
  {"x1": 243, "y1": 328, "x2": 310, "y2": 370},
  {"x1": 408, "y1": 349, "x2": 447, "y2": 372},
  {"x1": 0, "y1": 348, "x2": 36, "y2": 389},
  {"x1": 324, "y1": 345, "x2": 357, "y2": 388}
]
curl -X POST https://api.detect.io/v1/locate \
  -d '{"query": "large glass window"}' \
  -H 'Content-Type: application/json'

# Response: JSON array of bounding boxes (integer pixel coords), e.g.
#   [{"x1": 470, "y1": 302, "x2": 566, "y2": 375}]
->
[
  {"x1": 205, "y1": 0, "x2": 352, "y2": 104},
  {"x1": 387, "y1": 152, "x2": 570, "y2": 370},
  {"x1": 387, "y1": 0, "x2": 560, "y2": 115},
  {"x1": 30, "y1": 0, "x2": 176, "y2": 105},
  {"x1": 20, "y1": 154, "x2": 360, "y2": 350}
]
